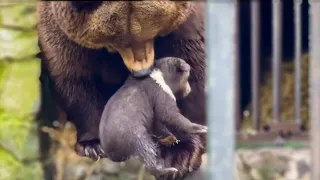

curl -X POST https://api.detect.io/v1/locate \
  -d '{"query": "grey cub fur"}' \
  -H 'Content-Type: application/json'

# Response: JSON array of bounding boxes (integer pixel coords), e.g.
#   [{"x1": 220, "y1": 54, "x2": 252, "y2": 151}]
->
[{"x1": 99, "y1": 57, "x2": 207, "y2": 177}]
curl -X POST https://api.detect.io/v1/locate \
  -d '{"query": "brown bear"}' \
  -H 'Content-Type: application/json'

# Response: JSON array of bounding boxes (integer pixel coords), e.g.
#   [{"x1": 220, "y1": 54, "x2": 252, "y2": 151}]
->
[
  {"x1": 36, "y1": 1, "x2": 206, "y2": 179},
  {"x1": 99, "y1": 57, "x2": 207, "y2": 177}
]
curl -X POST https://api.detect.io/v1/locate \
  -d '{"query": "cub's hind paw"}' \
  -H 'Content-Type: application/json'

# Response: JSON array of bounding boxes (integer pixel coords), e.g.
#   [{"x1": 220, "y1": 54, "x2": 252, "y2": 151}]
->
[{"x1": 159, "y1": 135, "x2": 180, "y2": 146}]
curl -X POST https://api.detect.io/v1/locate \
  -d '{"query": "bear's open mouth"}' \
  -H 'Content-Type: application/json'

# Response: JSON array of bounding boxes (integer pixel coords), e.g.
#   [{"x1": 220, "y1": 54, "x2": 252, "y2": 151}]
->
[{"x1": 117, "y1": 39, "x2": 154, "y2": 77}]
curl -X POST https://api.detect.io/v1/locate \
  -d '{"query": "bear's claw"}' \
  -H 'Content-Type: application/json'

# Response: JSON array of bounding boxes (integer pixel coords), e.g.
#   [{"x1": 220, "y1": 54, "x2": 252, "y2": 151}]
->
[{"x1": 75, "y1": 141, "x2": 106, "y2": 161}]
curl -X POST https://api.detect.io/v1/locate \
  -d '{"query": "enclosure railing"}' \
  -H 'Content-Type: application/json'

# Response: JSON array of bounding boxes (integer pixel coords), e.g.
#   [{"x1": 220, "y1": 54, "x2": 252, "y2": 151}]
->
[
  {"x1": 206, "y1": 0, "x2": 320, "y2": 179},
  {"x1": 236, "y1": 0, "x2": 310, "y2": 143}
]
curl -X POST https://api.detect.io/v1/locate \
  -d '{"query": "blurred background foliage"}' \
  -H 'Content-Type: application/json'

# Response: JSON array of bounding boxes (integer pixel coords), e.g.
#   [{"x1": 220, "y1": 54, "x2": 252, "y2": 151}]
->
[{"x1": 0, "y1": 3, "x2": 42, "y2": 180}]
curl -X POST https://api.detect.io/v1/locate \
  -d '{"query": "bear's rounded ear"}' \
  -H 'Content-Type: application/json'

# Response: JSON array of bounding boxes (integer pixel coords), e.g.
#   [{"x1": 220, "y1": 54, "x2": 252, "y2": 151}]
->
[{"x1": 179, "y1": 63, "x2": 191, "y2": 72}]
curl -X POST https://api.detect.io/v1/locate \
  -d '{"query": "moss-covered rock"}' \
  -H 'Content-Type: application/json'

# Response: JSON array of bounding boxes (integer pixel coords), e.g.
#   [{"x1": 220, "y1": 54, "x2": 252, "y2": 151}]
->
[{"x1": 0, "y1": 3, "x2": 42, "y2": 180}]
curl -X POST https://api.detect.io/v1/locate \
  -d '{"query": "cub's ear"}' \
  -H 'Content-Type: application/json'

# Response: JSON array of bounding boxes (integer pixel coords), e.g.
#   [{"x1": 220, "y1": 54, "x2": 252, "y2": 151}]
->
[{"x1": 178, "y1": 63, "x2": 191, "y2": 72}]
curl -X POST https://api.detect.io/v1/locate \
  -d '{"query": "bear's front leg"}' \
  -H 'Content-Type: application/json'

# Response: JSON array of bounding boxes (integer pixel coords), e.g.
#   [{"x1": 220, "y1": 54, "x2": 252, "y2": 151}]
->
[{"x1": 49, "y1": 74, "x2": 110, "y2": 161}]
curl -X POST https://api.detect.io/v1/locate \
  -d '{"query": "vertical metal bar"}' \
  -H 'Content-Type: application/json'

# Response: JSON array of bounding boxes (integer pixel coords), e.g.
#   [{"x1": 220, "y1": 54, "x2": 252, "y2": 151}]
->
[
  {"x1": 294, "y1": 0, "x2": 302, "y2": 127},
  {"x1": 251, "y1": 0, "x2": 261, "y2": 130},
  {"x1": 309, "y1": 1, "x2": 320, "y2": 179},
  {"x1": 272, "y1": 0, "x2": 283, "y2": 123},
  {"x1": 235, "y1": 0, "x2": 241, "y2": 130},
  {"x1": 206, "y1": 1, "x2": 236, "y2": 180}
]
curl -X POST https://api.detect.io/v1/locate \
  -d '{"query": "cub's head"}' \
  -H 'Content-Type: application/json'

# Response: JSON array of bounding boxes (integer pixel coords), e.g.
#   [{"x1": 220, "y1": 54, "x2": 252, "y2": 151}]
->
[
  {"x1": 44, "y1": 1, "x2": 195, "y2": 77},
  {"x1": 151, "y1": 57, "x2": 191, "y2": 100}
]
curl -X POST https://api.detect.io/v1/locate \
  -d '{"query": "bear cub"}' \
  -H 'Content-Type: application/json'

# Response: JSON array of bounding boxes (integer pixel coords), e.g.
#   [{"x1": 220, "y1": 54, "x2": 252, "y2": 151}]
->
[{"x1": 99, "y1": 57, "x2": 207, "y2": 176}]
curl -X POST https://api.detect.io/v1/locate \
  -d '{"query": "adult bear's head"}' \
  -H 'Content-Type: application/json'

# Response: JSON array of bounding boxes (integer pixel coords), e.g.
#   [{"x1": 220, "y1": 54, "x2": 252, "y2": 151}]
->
[{"x1": 48, "y1": 1, "x2": 194, "y2": 77}]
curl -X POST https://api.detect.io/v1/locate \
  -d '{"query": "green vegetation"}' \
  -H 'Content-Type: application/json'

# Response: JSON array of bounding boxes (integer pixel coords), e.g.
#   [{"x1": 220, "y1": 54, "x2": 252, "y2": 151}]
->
[{"x1": 0, "y1": 3, "x2": 42, "y2": 180}]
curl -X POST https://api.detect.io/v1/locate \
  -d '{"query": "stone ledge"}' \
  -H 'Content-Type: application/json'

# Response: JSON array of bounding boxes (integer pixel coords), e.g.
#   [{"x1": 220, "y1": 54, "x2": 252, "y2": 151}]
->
[{"x1": 186, "y1": 148, "x2": 310, "y2": 180}]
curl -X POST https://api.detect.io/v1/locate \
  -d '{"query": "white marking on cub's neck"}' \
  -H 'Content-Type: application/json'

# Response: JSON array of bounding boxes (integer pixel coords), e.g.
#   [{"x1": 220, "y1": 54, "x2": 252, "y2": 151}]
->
[{"x1": 149, "y1": 69, "x2": 176, "y2": 101}]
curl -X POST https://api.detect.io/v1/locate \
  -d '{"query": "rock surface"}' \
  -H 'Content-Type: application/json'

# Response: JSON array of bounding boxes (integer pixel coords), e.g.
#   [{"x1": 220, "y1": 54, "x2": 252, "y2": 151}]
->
[
  {"x1": 188, "y1": 148, "x2": 311, "y2": 180},
  {"x1": 236, "y1": 148, "x2": 310, "y2": 180}
]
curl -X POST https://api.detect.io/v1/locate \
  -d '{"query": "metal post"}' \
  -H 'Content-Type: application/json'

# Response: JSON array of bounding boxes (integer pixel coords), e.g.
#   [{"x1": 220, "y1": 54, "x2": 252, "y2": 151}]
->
[
  {"x1": 272, "y1": 0, "x2": 283, "y2": 123},
  {"x1": 235, "y1": 1, "x2": 241, "y2": 131},
  {"x1": 251, "y1": 0, "x2": 261, "y2": 131},
  {"x1": 206, "y1": 1, "x2": 237, "y2": 180},
  {"x1": 294, "y1": 0, "x2": 302, "y2": 127},
  {"x1": 309, "y1": 1, "x2": 320, "y2": 179}
]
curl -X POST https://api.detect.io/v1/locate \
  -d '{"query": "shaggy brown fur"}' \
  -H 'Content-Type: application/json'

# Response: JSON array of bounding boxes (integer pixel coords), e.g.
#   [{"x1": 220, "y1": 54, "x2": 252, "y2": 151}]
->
[{"x1": 36, "y1": 1, "x2": 205, "y2": 180}]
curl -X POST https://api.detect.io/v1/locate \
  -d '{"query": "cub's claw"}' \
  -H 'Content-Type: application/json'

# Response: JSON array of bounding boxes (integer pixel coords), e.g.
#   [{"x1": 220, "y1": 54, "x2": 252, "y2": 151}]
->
[
  {"x1": 157, "y1": 170, "x2": 186, "y2": 180},
  {"x1": 75, "y1": 141, "x2": 106, "y2": 161},
  {"x1": 151, "y1": 167, "x2": 178, "y2": 178}
]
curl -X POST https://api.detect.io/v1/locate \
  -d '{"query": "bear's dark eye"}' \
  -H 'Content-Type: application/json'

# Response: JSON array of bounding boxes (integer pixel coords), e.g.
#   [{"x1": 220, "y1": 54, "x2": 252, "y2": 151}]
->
[{"x1": 71, "y1": 1, "x2": 102, "y2": 12}]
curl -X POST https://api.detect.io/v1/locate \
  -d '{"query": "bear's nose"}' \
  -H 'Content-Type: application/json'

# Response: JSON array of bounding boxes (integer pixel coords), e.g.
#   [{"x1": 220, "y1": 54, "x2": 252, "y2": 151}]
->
[{"x1": 179, "y1": 63, "x2": 191, "y2": 72}]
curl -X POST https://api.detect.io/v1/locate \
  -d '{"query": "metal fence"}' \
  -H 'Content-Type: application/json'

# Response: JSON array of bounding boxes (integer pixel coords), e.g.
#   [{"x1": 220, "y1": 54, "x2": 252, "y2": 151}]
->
[
  {"x1": 236, "y1": 0, "x2": 310, "y2": 144},
  {"x1": 206, "y1": 0, "x2": 320, "y2": 179}
]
